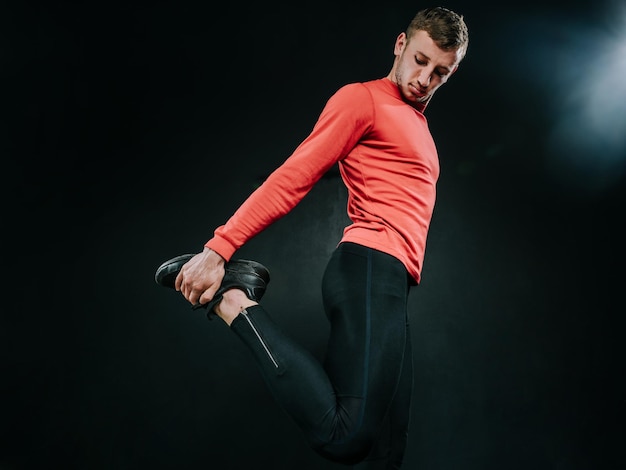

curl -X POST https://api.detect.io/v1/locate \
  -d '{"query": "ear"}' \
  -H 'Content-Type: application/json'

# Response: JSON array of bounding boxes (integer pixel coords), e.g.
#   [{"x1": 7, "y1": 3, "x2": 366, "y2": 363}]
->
[{"x1": 393, "y1": 32, "x2": 407, "y2": 55}]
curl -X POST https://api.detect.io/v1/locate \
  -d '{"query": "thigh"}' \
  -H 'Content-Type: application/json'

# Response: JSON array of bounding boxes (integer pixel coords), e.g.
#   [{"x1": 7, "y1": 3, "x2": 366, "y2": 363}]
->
[{"x1": 321, "y1": 242, "x2": 410, "y2": 399}]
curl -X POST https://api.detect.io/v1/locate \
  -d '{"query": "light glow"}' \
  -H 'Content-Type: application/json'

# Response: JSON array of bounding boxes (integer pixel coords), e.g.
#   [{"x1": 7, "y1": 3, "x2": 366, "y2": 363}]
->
[{"x1": 545, "y1": 1, "x2": 626, "y2": 192}]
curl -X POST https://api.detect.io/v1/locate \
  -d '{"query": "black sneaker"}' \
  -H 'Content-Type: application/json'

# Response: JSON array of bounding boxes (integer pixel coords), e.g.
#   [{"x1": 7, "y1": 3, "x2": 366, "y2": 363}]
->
[{"x1": 155, "y1": 254, "x2": 270, "y2": 318}]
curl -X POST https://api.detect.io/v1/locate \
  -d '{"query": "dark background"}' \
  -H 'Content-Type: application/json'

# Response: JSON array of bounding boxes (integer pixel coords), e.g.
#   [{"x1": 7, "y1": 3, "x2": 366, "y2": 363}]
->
[{"x1": 3, "y1": 0, "x2": 625, "y2": 469}]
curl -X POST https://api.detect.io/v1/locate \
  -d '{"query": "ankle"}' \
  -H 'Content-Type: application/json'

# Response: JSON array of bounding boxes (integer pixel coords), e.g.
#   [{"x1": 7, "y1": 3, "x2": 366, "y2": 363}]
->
[{"x1": 214, "y1": 289, "x2": 258, "y2": 325}]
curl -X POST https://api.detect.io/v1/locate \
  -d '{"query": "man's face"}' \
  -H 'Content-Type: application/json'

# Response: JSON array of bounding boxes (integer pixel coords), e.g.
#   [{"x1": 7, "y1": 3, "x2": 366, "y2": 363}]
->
[{"x1": 391, "y1": 29, "x2": 462, "y2": 107}]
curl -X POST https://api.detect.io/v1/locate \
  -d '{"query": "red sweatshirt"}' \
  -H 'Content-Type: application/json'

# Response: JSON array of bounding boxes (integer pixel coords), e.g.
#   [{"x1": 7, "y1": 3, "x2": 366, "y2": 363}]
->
[{"x1": 206, "y1": 77, "x2": 439, "y2": 284}]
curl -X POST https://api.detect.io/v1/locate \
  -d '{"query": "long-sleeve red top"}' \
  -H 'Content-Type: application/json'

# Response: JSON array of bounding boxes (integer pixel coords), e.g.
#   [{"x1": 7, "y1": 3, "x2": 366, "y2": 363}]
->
[{"x1": 205, "y1": 77, "x2": 439, "y2": 284}]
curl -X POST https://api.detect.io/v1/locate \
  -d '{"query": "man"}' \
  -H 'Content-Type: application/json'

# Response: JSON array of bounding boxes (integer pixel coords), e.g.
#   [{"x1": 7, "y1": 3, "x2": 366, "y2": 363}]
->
[{"x1": 156, "y1": 7, "x2": 469, "y2": 468}]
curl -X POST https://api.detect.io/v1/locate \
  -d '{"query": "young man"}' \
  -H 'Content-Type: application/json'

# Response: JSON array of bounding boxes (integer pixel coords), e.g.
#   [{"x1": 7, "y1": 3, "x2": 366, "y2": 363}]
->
[{"x1": 156, "y1": 7, "x2": 469, "y2": 468}]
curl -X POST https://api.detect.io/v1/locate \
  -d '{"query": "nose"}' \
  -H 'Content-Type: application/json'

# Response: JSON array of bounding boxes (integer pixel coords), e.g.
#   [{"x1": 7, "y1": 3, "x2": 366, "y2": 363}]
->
[{"x1": 417, "y1": 69, "x2": 431, "y2": 88}]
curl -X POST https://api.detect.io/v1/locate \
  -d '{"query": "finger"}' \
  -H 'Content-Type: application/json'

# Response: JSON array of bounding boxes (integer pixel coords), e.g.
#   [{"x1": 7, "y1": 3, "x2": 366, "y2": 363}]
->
[
  {"x1": 198, "y1": 284, "x2": 219, "y2": 306},
  {"x1": 180, "y1": 280, "x2": 195, "y2": 304},
  {"x1": 174, "y1": 270, "x2": 184, "y2": 291},
  {"x1": 188, "y1": 290, "x2": 201, "y2": 306}
]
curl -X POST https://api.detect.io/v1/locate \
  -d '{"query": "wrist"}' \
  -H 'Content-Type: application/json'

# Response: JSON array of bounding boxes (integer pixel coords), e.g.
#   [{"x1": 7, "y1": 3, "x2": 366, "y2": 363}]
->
[{"x1": 203, "y1": 246, "x2": 226, "y2": 263}]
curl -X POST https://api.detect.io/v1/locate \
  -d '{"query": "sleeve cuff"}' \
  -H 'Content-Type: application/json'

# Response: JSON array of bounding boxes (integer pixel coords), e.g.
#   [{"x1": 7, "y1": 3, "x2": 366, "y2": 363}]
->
[{"x1": 205, "y1": 236, "x2": 237, "y2": 261}]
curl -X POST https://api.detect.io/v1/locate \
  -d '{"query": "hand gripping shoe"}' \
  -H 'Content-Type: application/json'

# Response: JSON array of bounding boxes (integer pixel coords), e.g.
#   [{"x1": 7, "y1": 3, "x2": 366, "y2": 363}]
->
[{"x1": 154, "y1": 253, "x2": 270, "y2": 319}]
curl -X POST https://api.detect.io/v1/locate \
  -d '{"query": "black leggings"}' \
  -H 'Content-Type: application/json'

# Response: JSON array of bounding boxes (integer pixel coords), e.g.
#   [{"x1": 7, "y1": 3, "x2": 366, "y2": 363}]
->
[{"x1": 230, "y1": 242, "x2": 413, "y2": 468}]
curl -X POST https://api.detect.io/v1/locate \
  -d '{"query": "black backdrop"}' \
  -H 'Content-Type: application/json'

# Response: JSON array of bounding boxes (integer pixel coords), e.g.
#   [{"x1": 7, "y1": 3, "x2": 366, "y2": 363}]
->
[{"x1": 3, "y1": 1, "x2": 625, "y2": 469}]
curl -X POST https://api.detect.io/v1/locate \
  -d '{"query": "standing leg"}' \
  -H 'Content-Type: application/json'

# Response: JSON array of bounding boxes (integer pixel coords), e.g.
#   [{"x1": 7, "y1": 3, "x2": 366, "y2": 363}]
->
[{"x1": 353, "y1": 320, "x2": 413, "y2": 470}]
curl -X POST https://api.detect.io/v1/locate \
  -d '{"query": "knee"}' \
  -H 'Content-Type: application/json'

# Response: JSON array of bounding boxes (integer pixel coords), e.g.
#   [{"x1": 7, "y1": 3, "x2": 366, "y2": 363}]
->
[{"x1": 313, "y1": 437, "x2": 374, "y2": 466}]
